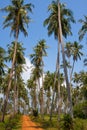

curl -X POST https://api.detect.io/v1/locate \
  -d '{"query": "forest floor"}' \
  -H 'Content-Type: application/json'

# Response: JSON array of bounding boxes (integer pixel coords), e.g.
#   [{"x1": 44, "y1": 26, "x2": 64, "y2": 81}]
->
[{"x1": 21, "y1": 115, "x2": 43, "y2": 130}]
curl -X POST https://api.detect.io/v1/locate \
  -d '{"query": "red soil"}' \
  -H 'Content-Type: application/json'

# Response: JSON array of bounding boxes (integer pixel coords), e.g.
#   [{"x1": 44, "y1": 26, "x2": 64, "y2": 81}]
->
[{"x1": 21, "y1": 115, "x2": 43, "y2": 130}]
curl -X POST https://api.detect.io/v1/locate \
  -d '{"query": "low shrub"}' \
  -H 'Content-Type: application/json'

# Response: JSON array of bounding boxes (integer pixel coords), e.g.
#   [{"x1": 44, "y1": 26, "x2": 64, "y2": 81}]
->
[
  {"x1": 5, "y1": 114, "x2": 21, "y2": 130},
  {"x1": 60, "y1": 114, "x2": 73, "y2": 130},
  {"x1": 32, "y1": 109, "x2": 38, "y2": 117},
  {"x1": 73, "y1": 101, "x2": 87, "y2": 119}
]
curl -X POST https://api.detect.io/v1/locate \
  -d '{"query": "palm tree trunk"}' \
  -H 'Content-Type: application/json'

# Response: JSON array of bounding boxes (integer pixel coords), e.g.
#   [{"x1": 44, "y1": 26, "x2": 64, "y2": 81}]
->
[
  {"x1": 16, "y1": 85, "x2": 18, "y2": 113},
  {"x1": 41, "y1": 64, "x2": 44, "y2": 119},
  {"x1": 58, "y1": 2, "x2": 73, "y2": 117},
  {"x1": 37, "y1": 78, "x2": 40, "y2": 110},
  {"x1": 34, "y1": 81, "x2": 37, "y2": 110},
  {"x1": 46, "y1": 92, "x2": 50, "y2": 114},
  {"x1": 18, "y1": 91, "x2": 20, "y2": 114},
  {"x1": 14, "y1": 81, "x2": 16, "y2": 115},
  {"x1": 14, "y1": 64, "x2": 17, "y2": 115},
  {"x1": 2, "y1": 42, "x2": 17, "y2": 122},
  {"x1": 70, "y1": 61, "x2": 75, "y2": 88},
  {"x1": 1, "y1": 29, "x2": 18, "y2": 122},
  {"x1": 50, "y1": 57, "x2": 58, "y2": 121},
  {"x1": 57, "y1": 39, "x2": 61, "y2": 121}
]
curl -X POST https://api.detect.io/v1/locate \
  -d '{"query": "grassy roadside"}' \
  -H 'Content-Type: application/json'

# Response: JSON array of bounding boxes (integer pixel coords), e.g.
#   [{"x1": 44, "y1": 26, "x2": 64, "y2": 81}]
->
[
  {"x1": 0, "y1": 114, "x2": 22, "y2": 130},
  {"x1": 73, "y1": 118, "x2": 87, "y2": 130},
  {"x1": 30, "y1": 114, "x2": 87, "y2": 130},
  {"x1": 30, "y1": 115, "x2": 58, "y2": 130}
]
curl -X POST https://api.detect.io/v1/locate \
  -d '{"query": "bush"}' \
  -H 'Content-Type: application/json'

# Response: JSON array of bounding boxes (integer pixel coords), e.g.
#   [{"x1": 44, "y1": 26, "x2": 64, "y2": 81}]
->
[
  {"x1": 5, "y1": 114, "x2": 21, "y2": 130},
  {"x1": 32, "y1": 109, "x2": 38, "y2": 117},
  {"x1": 60, "y1": 114, "x2": 73, "y2": 130},
  {"x1": 73, "y1": 102, "x2": 87, "y2": 119},
  {"x1": 0, "y1": 122, "x2": 5, "y2": 130}
]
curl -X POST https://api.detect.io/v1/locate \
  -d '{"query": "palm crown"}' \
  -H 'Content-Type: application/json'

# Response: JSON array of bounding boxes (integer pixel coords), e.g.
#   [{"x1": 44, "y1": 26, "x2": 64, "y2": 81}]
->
[
  {"x1": 3, "y1": 0, "x2": 33, "y2": 38},
  {"x1": 79, "y1": 16, "x2": 87, "y2": 41},
  {"x1": 44, "y1": 0, "x2": 75, "y2": 40}
]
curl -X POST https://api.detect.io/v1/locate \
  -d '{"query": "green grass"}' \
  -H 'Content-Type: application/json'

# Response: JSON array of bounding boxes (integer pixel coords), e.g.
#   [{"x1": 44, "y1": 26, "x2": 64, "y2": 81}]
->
[
  {"x1": 30, "y1": 114, "x2": 87, "y2": 130},
  {"x1": 0, "y1": 114, "x2": 22, "y2": 130},
  {"x1": 30, "y1": 115, "x2": 59, "y2": 130},
  {"x1": 73, "y1": 118, "x2": 87, "y2": 130},
  {"x1": 0, "y1": 122, "x2": 5, "y2": 130}
]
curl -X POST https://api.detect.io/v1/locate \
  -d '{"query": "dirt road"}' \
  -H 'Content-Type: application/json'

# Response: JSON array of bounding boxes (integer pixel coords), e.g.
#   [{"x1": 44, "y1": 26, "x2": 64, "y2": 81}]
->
[{"x1": 21, "y1": 115, "x2": 43, "y2": 130}]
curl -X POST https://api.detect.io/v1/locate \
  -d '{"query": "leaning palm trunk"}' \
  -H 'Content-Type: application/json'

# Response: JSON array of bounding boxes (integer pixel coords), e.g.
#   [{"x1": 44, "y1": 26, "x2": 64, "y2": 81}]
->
[
  {"x1": 46, "y1": 92, "x2": 50, "y2": 114},
  {"x1": 50, "y1": 56, "x2": 58, "y2": 121},
  {"x1": 14, "y1": 63, "x2": 19, "y2": 115},
  {"x1": 1, "y1": 33, "x2": 18, "y2": 122},
  {"x1": 41, "y1": 66, "x2": 44, "y2": 119},
  {"x1": 70, "y1": 61, "x2": 75, "y2": 90},
  {"x1": 37, "y1": 78, "x2": 41, "y2": 110},
  {"x1": 16, "y1": 84, "x2": 19, "y2": 114},
  {"x1": 61, "y1": 41, "x2": 73, "y2": 117},
  {"x1": 58, "y1": 2, "x2": 73, "y2": 117},
  {"x1": 34, "y1": 80, "x2": 37, "y2": 110},
  {"x1": 57, "y1": 38, "x2": 61, "y2": 121},
  {"x1": 14, "y1": 86, "x2": 16, "y2": 115},
  {"x1": 40, "y1": 60, "x2": 44, "y2": 119},
  {"x1": 50, "y1": 5, "x2": 61, "y2": 121}
]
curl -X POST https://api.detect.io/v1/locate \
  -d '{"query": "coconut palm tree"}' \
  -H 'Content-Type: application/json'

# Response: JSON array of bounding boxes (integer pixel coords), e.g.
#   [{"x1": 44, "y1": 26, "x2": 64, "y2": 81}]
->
[
  {"x1": 30, "y1": 46, "x2": 43, "y2": 110},
  {"x1": 70, "y1": 41, "x2": 83, "y2": 85},
  {"x1": 17, "y1": 77, "x2": 26, "y2": 113},
  {"x1": 30, "y1": 39, "x2": 48, "y2": 117},
  {"x1": 43, "y1": 71, "x2": 54, "y2": 114},
  {"x1": 30, "y1": 50, "x2": 42, "y2": 106},
  {"x1": 7, "y1": 41, "x2": 25, "y2": 114},
  {"x1": 1, "y1": 0, "x2": 33, "y2": 121},
  {"x1": 17, "y1": 77, "x2": 28, "y2": 114},
  {"x1": 44, "y1": 0, "x2": 75, "y2": 118},
  {"x1": 65, "y1": 42, "x2": 72, "y2": 76},
  {"x1": 35, "y1": 40, "x2": 48, "y2": 117},
  {"x1": 79, "y1": 16, "x2": 87, "y2": 41},
  {"x1": 78, "y1": 71, "x2": 87, "y2": 100},
  {"x1": 58, "y1": 2, "x2": 73, "y2": 118},
  {"x1": 27, "y1": 76, "x2": 37, "y2": 110},
  {"x1": 65, "y1": 41, "x2": 83, "y2": 89}
]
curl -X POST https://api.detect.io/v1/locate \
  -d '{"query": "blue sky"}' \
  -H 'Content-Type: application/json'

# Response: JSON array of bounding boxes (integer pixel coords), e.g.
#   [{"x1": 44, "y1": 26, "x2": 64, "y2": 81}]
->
[{"x1": 0, "y1": 0, "x2": 87, "y2": 73}]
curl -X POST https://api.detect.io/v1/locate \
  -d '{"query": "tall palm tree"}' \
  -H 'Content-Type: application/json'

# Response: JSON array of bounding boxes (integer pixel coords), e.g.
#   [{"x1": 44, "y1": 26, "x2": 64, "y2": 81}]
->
[
  {"x1": 43, "y1": 71, "x2": 53, "y2": 114},
  {"x1": 1, "y1": 0, "x2": 33, "y2": 121},
  {"x1": 17, "y1": 77, "x2": 28, "y2": 114},
  {"x1": 44, "y1": 1, "x2": 75, "y2": 39},
  {"x1": 70, "y1": 41, "x2": 83, "y2": 85},
  {"x1": 7, "y1": 41, "x2": 25, "y2": 114},
  {"x1": 44, "y1": 0, "x2": 75, "y2": 118},
  {"x1": 78, "y1": 71, "x2": 87, "y2": 100},
  {"x1": 30, "y1": 45, "x2": 42, "y2": 110},
  {"x1": 78, "y1": 16, "x2": 87, "y2": 41},
  {"x1": 32, "y1": 67, "x2": 41, "y2": 110},
  {"x1": 58, "y1": 1, "x2": 73, "y2": 118},
  {"x1": 17, "y1": 77, "x2": 26, "y2": 113},
  {"x1": 65, "y1": 41, "x2": 83, "y2": 87},
  {"x1": 65, "y1": 42, "x2": 72, "y2": 75},
  {"x1": 30, "y1": 39, "x2": 48, "y2": 117},
  {"x1": 35, "y1": 40, "x2": 48, "y2": 117},
  {"x1": 27, "y1": 76, "x2": 37, "y2": 110},
  {"x1": 30, "y1": 48, "x2": 42, "y2": 99}
]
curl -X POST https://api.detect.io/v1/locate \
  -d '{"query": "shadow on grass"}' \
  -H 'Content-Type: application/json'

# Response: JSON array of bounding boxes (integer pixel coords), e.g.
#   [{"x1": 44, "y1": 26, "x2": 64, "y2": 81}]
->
[{"x1": 31, "y1": 116, "x2": 58, "y2": 130}]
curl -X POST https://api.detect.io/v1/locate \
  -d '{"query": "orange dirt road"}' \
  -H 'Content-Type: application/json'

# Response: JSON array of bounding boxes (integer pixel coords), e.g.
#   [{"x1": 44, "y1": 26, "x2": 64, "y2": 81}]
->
[{"x1": 21, "y1": 115, "x2": 43, "y2": 130}]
